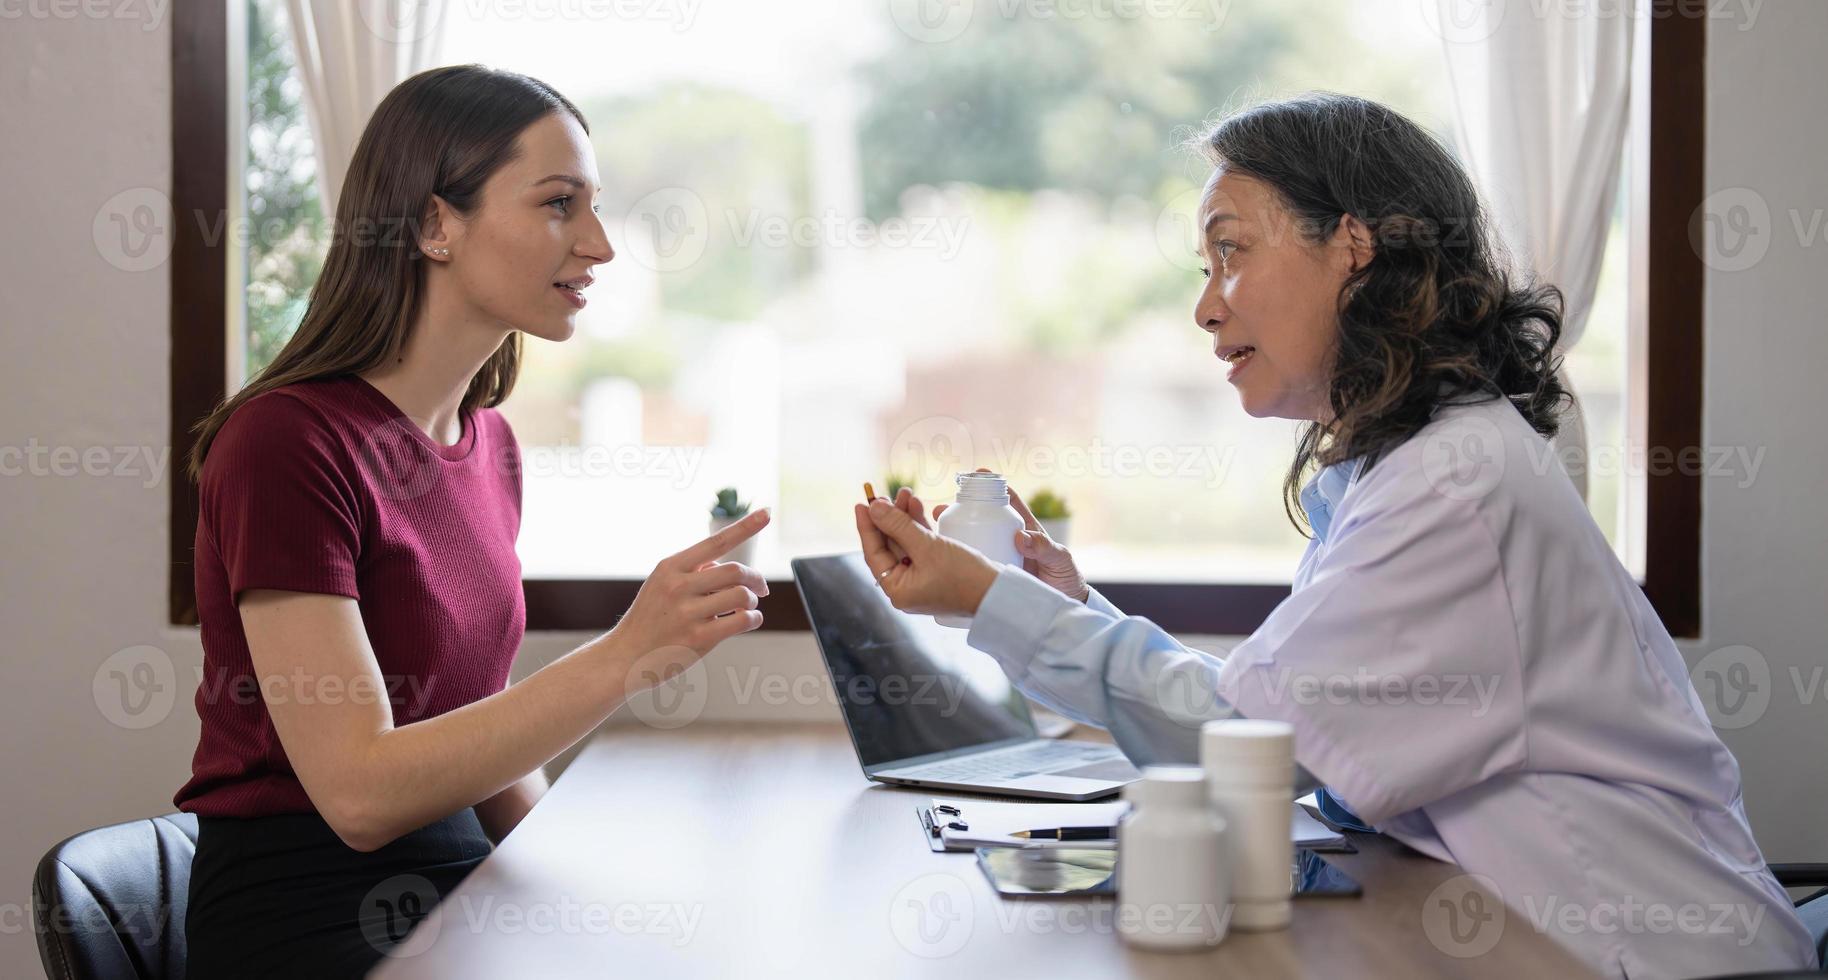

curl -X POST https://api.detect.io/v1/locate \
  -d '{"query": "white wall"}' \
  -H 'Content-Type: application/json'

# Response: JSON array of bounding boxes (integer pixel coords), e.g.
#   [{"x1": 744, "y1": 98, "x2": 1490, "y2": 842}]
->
[
  {"x1": 1, "y1": 4, "x2": 1824, "y2": 977},
  {"x1": 1694, "y1": 0, "x2": 1828, "y2": 862}
]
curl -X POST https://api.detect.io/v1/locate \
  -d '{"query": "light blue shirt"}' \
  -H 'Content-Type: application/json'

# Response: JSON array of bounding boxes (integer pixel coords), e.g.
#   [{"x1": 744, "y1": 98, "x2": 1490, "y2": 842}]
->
[{"x1": 965, "y1": 395, "x2": 1817, "y2": 979}]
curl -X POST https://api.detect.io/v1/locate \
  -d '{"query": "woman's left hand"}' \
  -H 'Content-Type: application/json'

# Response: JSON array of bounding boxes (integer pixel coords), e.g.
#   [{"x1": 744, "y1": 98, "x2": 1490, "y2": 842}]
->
[{"x1": 853, "y1": 496, "x2": 999, "y2": 617}]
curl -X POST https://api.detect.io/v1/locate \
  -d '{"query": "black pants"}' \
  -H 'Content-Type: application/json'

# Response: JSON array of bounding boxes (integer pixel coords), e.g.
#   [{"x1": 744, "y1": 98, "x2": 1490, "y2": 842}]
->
[{"x1": 186, "y1": 808, "x2": 491, "y2": 980}]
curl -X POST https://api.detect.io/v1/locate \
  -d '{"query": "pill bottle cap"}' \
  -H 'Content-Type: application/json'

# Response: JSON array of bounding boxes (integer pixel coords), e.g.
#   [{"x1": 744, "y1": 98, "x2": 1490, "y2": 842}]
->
[
  {"x1": 1122, "y1": 765, "x2": 1207, "y2": 807},
  {"x1": 1200, "y1": 719, "x2": 1294, "y2": 770}
]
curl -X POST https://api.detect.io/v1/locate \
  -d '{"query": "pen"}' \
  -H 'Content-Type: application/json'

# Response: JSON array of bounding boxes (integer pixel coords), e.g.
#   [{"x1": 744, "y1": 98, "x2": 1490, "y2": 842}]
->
[{"x1": 1009, "y1": 826, "x2": 1117, "y2": 841}]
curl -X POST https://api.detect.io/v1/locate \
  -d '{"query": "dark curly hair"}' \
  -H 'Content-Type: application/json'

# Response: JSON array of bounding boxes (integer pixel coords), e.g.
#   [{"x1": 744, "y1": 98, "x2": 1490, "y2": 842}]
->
[{"x1": 1193, "y1": 93, "x2": 1570, "y2": 533}]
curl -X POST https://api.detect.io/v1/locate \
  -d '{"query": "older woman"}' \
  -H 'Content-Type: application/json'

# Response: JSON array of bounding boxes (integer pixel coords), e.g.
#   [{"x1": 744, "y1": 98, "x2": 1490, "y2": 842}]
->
[{"x1": 855, "y1": 93, "x2": 1819, "y2": 978}]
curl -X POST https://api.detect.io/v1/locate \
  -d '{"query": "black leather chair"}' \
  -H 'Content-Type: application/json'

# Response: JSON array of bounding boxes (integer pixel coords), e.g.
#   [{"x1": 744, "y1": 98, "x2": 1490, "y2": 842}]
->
[{"x1": 32, "y1": 813, "x2": 198, "y2": 980}]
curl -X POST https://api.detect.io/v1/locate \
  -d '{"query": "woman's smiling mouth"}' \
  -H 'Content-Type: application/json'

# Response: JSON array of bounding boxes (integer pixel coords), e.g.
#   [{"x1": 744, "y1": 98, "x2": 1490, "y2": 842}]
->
[
  {"x1": 1217, "y1": 343, "x2": 1256, "y2": 380},
  {"x1": 554, "y1": 274, "x2": 592, "y2": 309}
]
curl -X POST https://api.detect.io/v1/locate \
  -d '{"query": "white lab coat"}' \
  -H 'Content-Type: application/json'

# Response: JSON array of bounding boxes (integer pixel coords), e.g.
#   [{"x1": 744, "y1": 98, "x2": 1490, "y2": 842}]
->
[{"x1": 965, "y1": 394, "x2": 1818, "y2": 978}]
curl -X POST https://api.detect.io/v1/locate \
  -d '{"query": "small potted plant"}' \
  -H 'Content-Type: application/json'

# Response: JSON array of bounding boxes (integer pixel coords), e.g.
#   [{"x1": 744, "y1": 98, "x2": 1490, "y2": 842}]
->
[
  {"x1": 1028, "y1": 488, "x2": 1072, "y2": 545},
  {"x1": 709, "y1": 487, "x2": 758, "y2": 565}
]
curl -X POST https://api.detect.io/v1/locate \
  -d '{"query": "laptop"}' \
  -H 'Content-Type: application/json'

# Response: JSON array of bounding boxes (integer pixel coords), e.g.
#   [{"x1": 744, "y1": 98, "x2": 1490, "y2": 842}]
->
[{"x1": 791, "y1": 553, "x2": 1140, "y2": 801}]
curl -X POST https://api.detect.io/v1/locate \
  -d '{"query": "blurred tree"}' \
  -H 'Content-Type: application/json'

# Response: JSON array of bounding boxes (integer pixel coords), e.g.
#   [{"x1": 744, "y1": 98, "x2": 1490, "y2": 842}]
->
[
  {"x1": 244, "y1": 0, "x2": 326, "y2": 376},
  {"x1": 854, "y1": 6, "x2": 1296, "y2": 219}
]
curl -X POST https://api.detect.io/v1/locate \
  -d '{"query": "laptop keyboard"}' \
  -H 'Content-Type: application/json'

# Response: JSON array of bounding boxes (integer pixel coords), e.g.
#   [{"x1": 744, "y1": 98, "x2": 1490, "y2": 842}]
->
[{"x1": 911, "y1": 741, "x2": 1113, "y2": 781}]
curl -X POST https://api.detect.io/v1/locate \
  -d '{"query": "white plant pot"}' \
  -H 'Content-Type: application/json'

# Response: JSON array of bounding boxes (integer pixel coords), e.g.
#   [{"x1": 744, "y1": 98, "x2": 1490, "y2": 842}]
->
[
  {"x1": 1038, "y1": 516, "x2": 1072, "y2": 546},
  {"x1": 708, "y1": 515, "x2": 758, "y2": 566}
]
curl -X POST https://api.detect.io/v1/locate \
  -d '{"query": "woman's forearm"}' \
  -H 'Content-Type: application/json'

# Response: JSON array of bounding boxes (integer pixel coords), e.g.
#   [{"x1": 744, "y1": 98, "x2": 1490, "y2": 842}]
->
[
  {"x1": 323, "y1": 632, "x2": 639, "y2": 851},
  {"x1": 475, "y1": 770, "x2": 549, "y2": 843},
  {"x1": 967, "y1": 566, "x2": 1236, "y2": 767}
]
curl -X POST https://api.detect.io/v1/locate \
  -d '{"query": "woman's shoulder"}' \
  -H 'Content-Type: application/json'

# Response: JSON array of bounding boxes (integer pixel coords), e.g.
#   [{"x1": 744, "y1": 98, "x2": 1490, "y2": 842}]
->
[
  {"x1": 1350, "y1": 394, "x2": 1583, "y2": 521},
  {"x1": 205, "y1": 379, "x2": 373, "y2": 480}
]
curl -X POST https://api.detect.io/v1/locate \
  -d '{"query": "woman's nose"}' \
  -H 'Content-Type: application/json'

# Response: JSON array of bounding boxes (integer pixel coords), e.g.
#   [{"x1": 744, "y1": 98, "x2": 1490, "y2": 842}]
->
[
  {"x1": 1194, "y1": 293, "x2": 1226, "y2": 333},
  {"x1": 577, "y1": 213, "x2": 614, "y2": 263}
]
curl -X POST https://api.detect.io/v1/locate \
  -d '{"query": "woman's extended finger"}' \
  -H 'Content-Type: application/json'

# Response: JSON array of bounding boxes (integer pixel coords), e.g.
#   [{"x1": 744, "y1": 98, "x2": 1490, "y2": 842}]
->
[{"x1": 854, "y1": 503, "x2": 899, "y2": 579}]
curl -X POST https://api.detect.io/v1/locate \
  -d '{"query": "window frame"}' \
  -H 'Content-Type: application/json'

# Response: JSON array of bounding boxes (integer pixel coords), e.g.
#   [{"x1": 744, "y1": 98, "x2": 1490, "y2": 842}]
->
[{"x1": 168, "y1": 3, "x2": 1705, "y2": 637}]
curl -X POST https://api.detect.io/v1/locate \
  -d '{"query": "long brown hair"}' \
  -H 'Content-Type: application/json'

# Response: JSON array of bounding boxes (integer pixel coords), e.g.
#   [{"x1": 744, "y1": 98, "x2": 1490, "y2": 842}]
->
[
  {"x1": 187, "y1": 64, "x2": 587, "y2": 481},
  {"x1": 1194, "y1": 93, "x2": 1569, "y2": 533}
]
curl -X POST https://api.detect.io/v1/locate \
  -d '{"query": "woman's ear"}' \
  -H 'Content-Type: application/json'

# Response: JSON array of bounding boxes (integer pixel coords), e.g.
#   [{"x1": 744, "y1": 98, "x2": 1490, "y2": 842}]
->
[
  {"x1": 418, "y1": 194, "x2": 459, "y2": 261},
  {"x1": 1336, "y1": 212, "x2": 1376, "y2": 275}
]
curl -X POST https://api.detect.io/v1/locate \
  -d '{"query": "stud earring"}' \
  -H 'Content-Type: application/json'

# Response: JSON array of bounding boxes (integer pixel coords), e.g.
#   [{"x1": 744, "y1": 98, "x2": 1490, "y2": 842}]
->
[{"x1": 427, "y1": 246, "x2": 449, "y2": 257}]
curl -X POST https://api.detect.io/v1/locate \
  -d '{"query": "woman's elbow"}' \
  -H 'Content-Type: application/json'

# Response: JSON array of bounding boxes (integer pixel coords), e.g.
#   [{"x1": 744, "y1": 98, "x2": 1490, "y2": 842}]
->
[{"x1": 317, "y1": 792, "x2": 397, "y2": 853}]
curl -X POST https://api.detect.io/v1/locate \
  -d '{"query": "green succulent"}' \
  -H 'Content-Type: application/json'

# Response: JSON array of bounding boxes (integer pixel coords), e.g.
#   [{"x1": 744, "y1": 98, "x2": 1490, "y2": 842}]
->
[
  {"x1": 710, "y1": 487, "x2": 750, "y2": 519},
  {"x1": 1027, "y1": 489, "x2": 1071, "y2": 520}
]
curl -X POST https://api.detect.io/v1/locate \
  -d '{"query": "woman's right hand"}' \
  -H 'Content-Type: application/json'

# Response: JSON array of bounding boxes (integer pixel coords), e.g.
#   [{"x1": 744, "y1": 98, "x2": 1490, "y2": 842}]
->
[
  {"x1": 609, "y1": 509, "x2": 773, "y2": 680},
  {"x1": 918, "y1": 469, "x2": 1090, "y2": 603}
]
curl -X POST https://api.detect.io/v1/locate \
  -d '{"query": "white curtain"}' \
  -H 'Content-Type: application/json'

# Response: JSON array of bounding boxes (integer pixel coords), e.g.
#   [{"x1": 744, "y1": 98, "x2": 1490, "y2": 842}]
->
[
  {"x1": 1437, "y1": 2, "x2": 1635, "y2": 501},
  {"x1": 285, "y1": 0, "x2": 449, "y2": 214}
]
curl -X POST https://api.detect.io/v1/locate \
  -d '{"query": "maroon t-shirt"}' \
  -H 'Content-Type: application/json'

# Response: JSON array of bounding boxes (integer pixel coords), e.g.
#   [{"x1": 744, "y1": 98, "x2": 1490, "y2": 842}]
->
[{"x1": 176, "y1": 375, "x2": 526, "y2": 818}]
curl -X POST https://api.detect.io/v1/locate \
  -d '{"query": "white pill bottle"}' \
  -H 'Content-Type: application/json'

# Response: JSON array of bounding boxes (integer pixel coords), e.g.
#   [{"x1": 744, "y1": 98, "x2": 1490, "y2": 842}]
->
[
  {"x1": 1117, "y1": 766, "x2": 1231, "y2": 951},
  {"x1": 933, "y1": 471, "x2": 1024, "y2": 628},
  {"x1": 1200, "y1": 718, "x2": 1295, "y2": 930}
]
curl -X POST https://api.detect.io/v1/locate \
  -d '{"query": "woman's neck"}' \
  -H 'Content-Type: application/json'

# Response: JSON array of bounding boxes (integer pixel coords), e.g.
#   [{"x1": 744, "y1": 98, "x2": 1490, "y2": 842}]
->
[{"x1": 359, "y1": 293, "x2": 510, "y2": 447}]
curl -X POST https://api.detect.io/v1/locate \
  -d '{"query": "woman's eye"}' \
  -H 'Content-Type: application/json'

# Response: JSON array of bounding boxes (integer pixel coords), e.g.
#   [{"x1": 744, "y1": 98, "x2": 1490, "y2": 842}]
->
[{"x1": 546, "y1": 196, "x2": 572, "y2": 213}]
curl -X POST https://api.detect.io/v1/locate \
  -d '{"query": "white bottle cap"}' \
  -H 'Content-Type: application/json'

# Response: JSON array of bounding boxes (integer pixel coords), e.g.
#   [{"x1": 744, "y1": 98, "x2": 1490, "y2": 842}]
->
[
  {"x1": 1200, "y1": 719, "x2": 1294, "y2": 770},
  {"x1": 1121, "y1": 765, "x2": 1207, "y2": 807}
]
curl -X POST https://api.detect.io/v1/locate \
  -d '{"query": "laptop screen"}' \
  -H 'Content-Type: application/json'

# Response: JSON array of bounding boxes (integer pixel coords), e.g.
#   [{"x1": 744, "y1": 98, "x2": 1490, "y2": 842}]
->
[{"x1": 792, "y1": 553, "x2": 1037, "y2": 768}]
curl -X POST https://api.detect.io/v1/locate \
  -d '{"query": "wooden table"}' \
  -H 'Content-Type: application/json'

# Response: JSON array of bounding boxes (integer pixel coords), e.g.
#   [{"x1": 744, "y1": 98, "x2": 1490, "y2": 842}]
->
[{"x1": 372, "y1": 723, "x2": 1593, "y2": 978}]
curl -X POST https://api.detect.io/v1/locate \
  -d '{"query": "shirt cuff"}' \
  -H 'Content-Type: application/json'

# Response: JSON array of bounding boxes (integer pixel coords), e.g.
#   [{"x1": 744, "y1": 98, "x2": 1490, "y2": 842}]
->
[
  {"x1": 1085, "y1": 585, "x2": 1122, "y2": 619},
  {"x1": 965, "y1": 564, "x2": 1082, "y2": 679}
]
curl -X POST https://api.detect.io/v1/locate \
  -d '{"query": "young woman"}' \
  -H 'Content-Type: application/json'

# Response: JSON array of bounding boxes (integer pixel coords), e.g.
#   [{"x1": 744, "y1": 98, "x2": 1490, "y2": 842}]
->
[
  {"x1": 177, "y1": 65, "x2": 771, "y2": 978},
  {"x1": 855, "y1": 94, "x2": 1820, "y2": 978}
]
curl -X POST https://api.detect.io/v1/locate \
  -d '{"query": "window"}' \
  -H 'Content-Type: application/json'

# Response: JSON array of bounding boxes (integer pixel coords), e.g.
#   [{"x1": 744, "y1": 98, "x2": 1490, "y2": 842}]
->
[{"x1": 175, "y1": 1, "x2": 1701, "y2": 634}]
